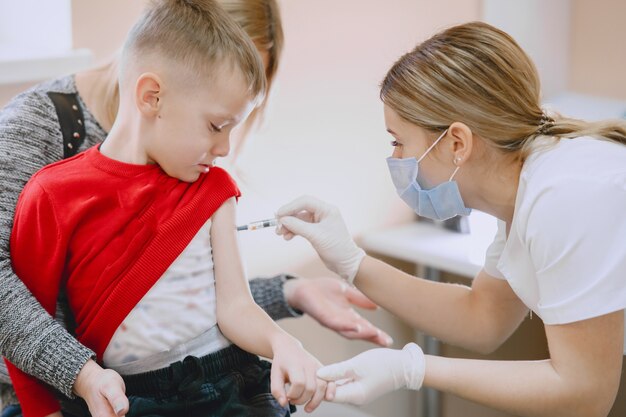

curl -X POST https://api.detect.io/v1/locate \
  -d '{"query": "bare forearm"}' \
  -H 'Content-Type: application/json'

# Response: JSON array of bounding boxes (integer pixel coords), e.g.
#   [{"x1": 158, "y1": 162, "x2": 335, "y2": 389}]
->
[
  {"x1": 217, "y1": 300, "x2": 294, "y2": 359},
  {"x1": 355, "y1": 256, "x2": 479, "y2": 347},
  {"x1": 424, "y1": 355, "x2": 614, "y2": 417},
  {"x1": 354, "y1": 256, "x2": 522, "y2": 352}
]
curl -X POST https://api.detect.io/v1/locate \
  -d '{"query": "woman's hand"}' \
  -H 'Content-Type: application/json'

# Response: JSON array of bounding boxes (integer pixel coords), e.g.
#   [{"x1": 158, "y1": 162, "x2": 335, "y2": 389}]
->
[
  {"x1": 269, "y1": 334, "x2": 336, "y2": 413},
  {"x1": 73, "y1": 360, "x2": 129, "y2": 417},
  {"x1": 276, "y1": 196, "x2": 365, "y2": 283},
  {"x1": 317, "y1": 343, "x2": 425, "y2": 405},
  {"x1": 44, "y1": 413, "x2": 64, "y2": 417},
  {"x1": 283, "y1": 277, "x2": 393, "y2": 346}
]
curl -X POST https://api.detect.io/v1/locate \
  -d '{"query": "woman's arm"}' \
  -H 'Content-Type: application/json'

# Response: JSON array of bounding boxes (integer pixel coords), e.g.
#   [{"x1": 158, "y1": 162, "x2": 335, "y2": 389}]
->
[
  {"x1": 276, "y1": 195, "x2": 528, "y2": 353},
  {"x1": 249, "y1": 275, "x2": 393, "y2": 346},
  {"x1": 248, "y1": 275, "x2": 303, "y2": 320},
  {"x1": 320, "y1": 309, "x2": 623, "y2": 416},
  {"x1": 425, "y1": 310, "x2": 624, "y2": 417},
  {"x1": 0, "y1": 90, "x2": 94, "y2": 397},
  {"x1": 355, "y1": 257, "x2": 528, "y2": 353},
  {"x1": 0, "y1": 88, "x2": 128, "y2": 417}
]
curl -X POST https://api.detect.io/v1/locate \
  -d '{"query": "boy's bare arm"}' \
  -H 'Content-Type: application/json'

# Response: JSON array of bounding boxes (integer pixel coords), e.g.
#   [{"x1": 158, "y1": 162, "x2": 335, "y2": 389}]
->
[
  {"x1": 211, "y1": 198, "x2": 292, "y2": 357},
  {"x1": 211, "y1": 197, "x2": 330, "y2": 411}
]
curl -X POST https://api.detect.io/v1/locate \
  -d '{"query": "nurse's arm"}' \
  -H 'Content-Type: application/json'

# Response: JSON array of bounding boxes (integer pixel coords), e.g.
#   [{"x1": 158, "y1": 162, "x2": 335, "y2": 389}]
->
[
  {"x1": 354, "y1": 256, "x2": 529, "y2": 353},
  {"x1": 424, "y1": 310, "x2": 624, "y2": 417}
]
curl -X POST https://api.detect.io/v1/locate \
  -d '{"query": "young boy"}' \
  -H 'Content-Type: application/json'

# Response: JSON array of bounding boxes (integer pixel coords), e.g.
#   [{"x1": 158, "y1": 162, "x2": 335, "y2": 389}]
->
[{"x1": 5, "y1": 1, "x2": 328, "y2": 416}]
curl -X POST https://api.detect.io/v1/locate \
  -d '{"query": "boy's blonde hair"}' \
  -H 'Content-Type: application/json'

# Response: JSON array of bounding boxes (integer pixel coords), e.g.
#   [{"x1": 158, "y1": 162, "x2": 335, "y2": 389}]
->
[
  {"x1": 120, "y1": 0, "x2": 266, "y2": 100},
  {"x1": 101, "y1": 0, "x2": 282, "y2": 144},
  {"x1": 381, "y1": 21, "x2": 626, "y2": 160}
]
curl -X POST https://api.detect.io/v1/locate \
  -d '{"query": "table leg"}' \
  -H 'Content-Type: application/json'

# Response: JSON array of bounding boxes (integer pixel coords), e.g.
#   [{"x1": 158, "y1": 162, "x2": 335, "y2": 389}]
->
[{"x1": 421, "y1": 266, "x2": 441, "y2": 417}]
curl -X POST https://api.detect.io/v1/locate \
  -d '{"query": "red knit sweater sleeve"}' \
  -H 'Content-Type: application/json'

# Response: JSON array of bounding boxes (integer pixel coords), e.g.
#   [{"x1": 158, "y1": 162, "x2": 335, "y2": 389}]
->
[{"x1": 7, "y1": 179, "x2": 69, "y2": 417}]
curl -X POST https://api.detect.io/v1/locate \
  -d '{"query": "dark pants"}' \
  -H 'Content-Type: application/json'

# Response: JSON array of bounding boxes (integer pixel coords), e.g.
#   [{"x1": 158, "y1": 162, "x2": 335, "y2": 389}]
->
[
  {"x1": 61, "y1": 345, "x2": 295, "y2": 417},
  {"x1": 0, "y1": 405, "x2": 20, "y2": 417}
]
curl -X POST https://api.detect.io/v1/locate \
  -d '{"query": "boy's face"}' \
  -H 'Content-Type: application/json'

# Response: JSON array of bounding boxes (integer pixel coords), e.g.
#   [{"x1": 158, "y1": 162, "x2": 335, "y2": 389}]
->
[{"x1": 146, "y1": 66, "x2": 255, "y2": 182}]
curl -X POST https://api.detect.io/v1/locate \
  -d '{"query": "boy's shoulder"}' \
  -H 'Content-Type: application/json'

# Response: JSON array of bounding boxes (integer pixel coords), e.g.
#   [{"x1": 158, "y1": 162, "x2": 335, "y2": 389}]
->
[
  {"x1": 28, "y1": 147, "x2": 94, "y2": 190},
  {"x1": 198, "y1": 166, "x2": 240, "y2": 196}
]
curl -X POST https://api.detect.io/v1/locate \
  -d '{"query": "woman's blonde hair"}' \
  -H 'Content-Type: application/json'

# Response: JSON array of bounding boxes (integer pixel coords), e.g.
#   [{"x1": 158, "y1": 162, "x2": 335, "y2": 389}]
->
[
  {"x1": 380, "y1": 21, "x2": 626, "y2": 160},
  {"x1": 218, "y1": 0, "x2": 284, "y2": 158},
  {"x1": 219, "y1": 0, "x2": 283, "y2": 90},
  {"x1": 100, "y1": 0, "x2": 283, "y2": 146}
]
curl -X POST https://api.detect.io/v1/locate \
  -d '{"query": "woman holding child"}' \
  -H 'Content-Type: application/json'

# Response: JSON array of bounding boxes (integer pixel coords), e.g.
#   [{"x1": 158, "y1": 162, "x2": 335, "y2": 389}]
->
[{"x1": 0, "y1": 1, "x2": 388, "y2": 416}]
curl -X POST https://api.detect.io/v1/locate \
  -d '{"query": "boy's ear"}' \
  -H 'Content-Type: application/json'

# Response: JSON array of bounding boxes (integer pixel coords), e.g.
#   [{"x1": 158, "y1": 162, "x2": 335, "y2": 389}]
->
[{"x1": 135, "y1": 72, "x2": 163, "y2": 117}]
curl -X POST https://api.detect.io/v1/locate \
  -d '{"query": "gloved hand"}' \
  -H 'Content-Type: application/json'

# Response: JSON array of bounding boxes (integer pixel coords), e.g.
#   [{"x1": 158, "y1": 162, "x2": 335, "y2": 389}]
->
[
  {"x1": 276, "y1": 196, "x2": 366, "y2": 283},
  {"x1": 316, "y1": 343, "x2": 425, "y2": 405}
]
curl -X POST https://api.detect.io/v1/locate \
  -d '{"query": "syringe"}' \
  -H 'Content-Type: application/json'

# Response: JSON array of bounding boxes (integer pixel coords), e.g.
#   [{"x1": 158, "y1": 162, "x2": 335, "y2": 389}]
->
[{"x1": 236, "y1": 218, "x2": 278, "y2": 231}]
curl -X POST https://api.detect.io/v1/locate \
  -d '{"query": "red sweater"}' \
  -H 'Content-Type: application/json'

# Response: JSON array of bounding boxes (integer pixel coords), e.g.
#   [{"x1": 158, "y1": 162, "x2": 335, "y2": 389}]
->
[{"x1": 6, "y1": 145, "x2": 240, "y2": 417}]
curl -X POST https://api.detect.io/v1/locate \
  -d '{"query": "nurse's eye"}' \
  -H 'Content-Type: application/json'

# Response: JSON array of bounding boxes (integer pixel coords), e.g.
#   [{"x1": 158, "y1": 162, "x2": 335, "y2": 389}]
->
[
  {"x1": 390, "y1": 140, "x2": 401, "y2": 147},
  {"x1": 209, "y1": 123, "x2": 222, "y2": 133}
]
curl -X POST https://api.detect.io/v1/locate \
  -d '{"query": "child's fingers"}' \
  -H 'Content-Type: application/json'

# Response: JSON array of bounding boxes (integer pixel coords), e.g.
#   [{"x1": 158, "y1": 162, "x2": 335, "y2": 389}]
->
[
  {"x1": 285, "y1": 367, "x2": 308, "y2": 404},
  {"x1": 101, "y1": 388, "x2": 128, "y2": 416},
  {"x1": 304, "y1": 379, "x2": 327, "y2": 413},
  {"x1": 96, "y1": 371, "x2": 128, "y2": 417},
  {"x1": 270, "y1": 363, "x2": 288, "y2": 407}
]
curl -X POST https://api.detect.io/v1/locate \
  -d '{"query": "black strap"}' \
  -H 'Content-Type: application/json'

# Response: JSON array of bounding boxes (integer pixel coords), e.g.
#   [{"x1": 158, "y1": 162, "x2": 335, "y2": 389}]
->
[{"x1": 47, "y1": 92, "x2": 86, "y2": 159}]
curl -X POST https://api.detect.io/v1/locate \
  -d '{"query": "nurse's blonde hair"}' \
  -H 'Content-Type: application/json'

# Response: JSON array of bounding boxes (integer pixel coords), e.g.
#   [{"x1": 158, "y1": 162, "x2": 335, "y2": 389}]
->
[
  {"x1": 380, "y1": 21, "x2": 626, "y2": 160},
  {"x1": 99, "y1": 0, "x2": 283, "y2": 147}
]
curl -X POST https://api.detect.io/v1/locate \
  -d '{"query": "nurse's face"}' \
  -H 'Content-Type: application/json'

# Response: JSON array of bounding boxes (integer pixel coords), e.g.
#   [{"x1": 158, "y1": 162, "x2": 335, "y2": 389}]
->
[{"x1": 383, "y1": 104, "x2": 455, "y2": 188}]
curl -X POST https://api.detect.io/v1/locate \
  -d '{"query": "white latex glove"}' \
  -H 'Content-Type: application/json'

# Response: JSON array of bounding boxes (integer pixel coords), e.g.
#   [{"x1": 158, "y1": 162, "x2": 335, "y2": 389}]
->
[
  {"x1": 276, "y1": 196, "x2": 366, "y2": 283},
  {"x1": 316, "y1": 343, "x2": 425, "y2": 405}
]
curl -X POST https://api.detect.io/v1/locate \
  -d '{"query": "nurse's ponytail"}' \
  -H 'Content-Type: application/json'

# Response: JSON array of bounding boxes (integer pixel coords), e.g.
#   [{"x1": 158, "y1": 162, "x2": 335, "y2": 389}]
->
[
  {"x1": 538, "y1": 114, "x2": 626, "y2": 147},
  {"x1": 381, "y1": 21, "x2": 626, "y2": 160}
]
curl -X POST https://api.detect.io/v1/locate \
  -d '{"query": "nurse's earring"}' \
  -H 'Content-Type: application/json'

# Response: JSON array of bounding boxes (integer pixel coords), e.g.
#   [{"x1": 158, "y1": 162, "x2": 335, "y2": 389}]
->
[{"x1": 450, "y1": 156, "x2": 462, "y2": 180}]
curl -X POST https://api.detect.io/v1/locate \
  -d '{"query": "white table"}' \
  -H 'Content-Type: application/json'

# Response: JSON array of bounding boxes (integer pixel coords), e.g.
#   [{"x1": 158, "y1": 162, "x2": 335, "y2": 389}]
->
[{"x1": 359, "y1": 221, "x2": 492, "y2": 279}]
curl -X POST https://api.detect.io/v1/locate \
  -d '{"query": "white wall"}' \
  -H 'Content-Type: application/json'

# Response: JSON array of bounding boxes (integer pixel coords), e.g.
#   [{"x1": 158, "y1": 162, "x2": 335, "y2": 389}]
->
[
  {"x1": 0, "y1": 0, "x2": 72, "y2": 59},
  {"x1": 482, "y1": 0, "x2": 570, "y2": 100},
  {"x1": 569, "y1": 0, "x2": 626, "y2": 100}
]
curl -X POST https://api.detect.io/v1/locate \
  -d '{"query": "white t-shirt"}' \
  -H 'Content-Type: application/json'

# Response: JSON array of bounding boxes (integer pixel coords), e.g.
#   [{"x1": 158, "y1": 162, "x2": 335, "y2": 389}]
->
[
  {"x1": 483, "y1": 136, "x2": 626, "y2": 354},
  {"x1": 103, "y1": 220, "x2": 231, "y2": 366}
]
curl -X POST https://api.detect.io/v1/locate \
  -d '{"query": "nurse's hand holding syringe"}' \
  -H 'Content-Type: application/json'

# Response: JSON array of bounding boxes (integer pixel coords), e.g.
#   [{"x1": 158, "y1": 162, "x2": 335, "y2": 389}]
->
[{"x1": 274, "y1": 196, "x2": 366, "y2": 284}]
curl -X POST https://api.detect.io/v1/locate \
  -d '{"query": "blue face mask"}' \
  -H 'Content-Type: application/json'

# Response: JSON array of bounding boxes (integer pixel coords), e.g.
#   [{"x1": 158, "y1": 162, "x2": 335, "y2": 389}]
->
[{"x1": 386, "y1": 129, "x2": 471, "y2": 221}]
